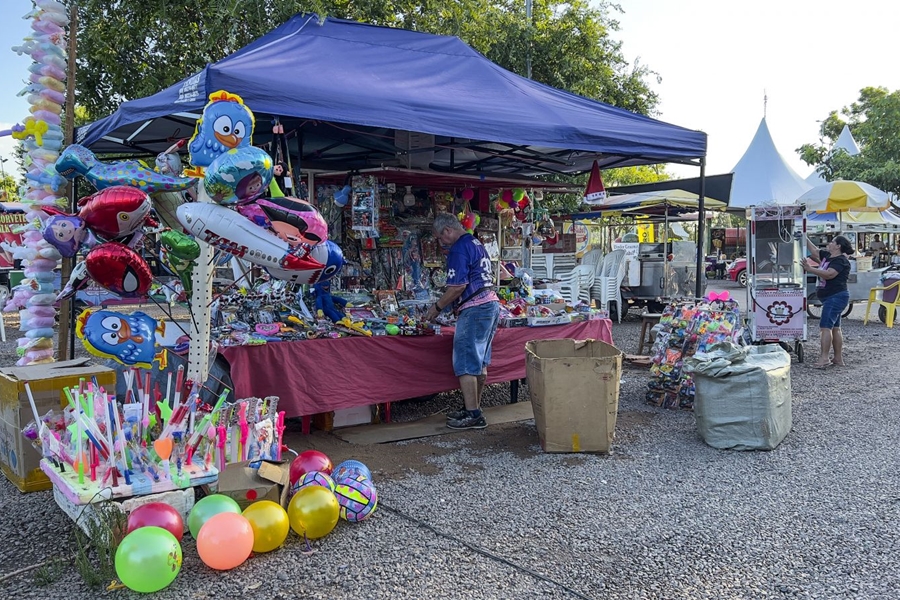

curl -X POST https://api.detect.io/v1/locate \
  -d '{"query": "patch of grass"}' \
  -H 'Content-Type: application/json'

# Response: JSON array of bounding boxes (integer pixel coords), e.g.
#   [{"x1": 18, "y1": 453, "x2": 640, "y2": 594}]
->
[
  {"x1": 33, "y1": 558, "x2": 68, "y2": 587},
  {"x1": 72, "y1": 500, "x2": 127, "y2": 588}
]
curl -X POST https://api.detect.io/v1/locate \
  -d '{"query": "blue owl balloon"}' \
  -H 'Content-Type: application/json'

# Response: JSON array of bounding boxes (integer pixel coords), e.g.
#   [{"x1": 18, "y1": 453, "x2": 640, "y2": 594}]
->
[
  {"x1": 188, "y1": 90, "x2": 256, "y2": 171},
  {"x1": 75, "y1": 309, "x2": 189, "y2": 369}
]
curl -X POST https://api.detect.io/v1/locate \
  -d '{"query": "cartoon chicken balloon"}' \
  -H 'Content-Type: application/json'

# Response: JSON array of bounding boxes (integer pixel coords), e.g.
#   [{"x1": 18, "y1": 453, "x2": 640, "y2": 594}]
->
[
  {"x1": 76, "y1": 308, "x2": 189, "y2": 369},
  {"x1": 188, "y1": 90, "x2": 256, "y2": 174}
]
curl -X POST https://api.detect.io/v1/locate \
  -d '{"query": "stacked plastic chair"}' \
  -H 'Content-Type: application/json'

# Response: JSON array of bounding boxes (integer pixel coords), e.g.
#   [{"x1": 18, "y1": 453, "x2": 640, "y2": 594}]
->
[
  {"x1": 558, "y1": 264, "x2": 596, "y2": 305},
  {"x1": 592, "y1": 250, "x2": 627, "y2": 322},
  {"x1": 529, "y1": 253, "x2": 549, "y2": 279},
  {"x1": 551, "y1": 254, "x2": 578, "y2": 278}
]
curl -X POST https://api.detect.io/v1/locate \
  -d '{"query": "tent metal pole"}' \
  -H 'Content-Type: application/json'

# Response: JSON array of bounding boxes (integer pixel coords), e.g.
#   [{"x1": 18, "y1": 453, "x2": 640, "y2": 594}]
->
[{"x1": 695, "y1": 157, "x2": 707, "y2": 298}]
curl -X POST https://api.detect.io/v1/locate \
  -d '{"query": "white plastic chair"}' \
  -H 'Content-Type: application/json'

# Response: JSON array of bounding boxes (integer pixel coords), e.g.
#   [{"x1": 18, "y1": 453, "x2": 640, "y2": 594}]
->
[
  {"x1": 557, "y1": 264, "x2": 595, "y2": 305},
  {"x1": 592, "y1": 250, "x2": 627, "y2": 322},
  {"x1": 530, "y1": 254, "x2": 549, "y2": 279},
  {"x1": 550, "y1": 253, "x2": 578, "y2": 279},
  {"x1": 580, "y1": 249, "x2": 604, "y2": 270}
]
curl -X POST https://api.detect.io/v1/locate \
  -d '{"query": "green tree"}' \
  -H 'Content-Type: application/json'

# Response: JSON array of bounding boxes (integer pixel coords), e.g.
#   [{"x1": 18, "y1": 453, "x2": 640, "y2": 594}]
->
[
  {"x1": 0, "y1": 174, "x2": 18, "y2": 202},
  {"x1": 67, "y1": 1, "x2": 658, "y2": 121},
  {"x1": 797, "y1": 86, "x2": 900, "y2": 197}
]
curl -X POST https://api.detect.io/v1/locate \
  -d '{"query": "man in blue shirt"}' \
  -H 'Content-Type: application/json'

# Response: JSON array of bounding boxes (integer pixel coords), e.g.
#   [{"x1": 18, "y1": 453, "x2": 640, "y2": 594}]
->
[{"x1": 424, "y1": 213, "x2": 500, "y2": 429}]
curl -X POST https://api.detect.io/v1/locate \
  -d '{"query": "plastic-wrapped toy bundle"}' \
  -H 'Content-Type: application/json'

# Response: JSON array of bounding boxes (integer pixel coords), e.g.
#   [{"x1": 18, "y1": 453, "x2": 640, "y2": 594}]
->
[{"x1": 646, "y1": 297, "x2": 744, "y2": 410}]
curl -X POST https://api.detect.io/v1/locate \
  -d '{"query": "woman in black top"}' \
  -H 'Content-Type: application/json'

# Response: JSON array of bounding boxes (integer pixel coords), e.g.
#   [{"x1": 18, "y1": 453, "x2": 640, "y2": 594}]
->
[{"x1": 800, "y1": 235, "x2": 853, "y2": 369}]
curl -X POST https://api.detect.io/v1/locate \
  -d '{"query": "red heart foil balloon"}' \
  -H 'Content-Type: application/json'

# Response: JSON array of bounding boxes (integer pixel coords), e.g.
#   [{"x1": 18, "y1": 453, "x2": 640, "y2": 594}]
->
[
  {"x1": 78, "y1": 185, "x2": 151, "y2": 240},
  {"x1": 85, "y1": 242, "x2": 152, "y2": 297}
]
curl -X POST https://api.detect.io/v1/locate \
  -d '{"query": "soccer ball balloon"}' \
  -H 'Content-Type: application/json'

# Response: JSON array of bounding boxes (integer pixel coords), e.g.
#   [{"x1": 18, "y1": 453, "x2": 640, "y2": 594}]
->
[
  {"x1": 291, "y1": 470, "x2": 336, "y2": 497},
  {"x1": 332, "y1": 459, "x2": 372, "y2": 482},
  {"x1": 334, "y1": 475, "x2": 378, "y2": 522}
]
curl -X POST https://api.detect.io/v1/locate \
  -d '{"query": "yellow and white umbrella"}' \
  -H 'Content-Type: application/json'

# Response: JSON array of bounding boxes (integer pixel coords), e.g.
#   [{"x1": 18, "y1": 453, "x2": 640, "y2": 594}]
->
[{"x1": 797, "y1": 180, "x2": 891, "y2": 213}]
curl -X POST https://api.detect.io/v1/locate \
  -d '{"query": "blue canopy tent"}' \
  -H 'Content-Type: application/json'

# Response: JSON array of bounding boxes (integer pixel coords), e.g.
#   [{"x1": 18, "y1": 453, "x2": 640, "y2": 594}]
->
[
  {"x1": 77, "y1": 13, "x2": 710, "y2": 292},
  {"x1": 77, "y1": 14, "x2": 705, "y2": 175}
]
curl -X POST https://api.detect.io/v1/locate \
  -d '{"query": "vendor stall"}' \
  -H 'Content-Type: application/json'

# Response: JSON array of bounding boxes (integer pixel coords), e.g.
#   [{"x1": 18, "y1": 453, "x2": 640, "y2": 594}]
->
[
  {"x1": 10, "y1": 13, "x2": 711, "y2": 468},
  {"x1": 567, "y1": 189, "x2": 727, "y2": 312}
]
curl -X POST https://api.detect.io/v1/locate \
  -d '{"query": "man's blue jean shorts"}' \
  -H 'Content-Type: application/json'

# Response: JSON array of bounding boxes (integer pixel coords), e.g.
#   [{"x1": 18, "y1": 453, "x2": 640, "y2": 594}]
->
[
  {"x1": 819, "y1": 290, "x2": 850, "y2": 329},
  {"x1": 453, "y1": 302, "x2": 501, "y2": 377}
]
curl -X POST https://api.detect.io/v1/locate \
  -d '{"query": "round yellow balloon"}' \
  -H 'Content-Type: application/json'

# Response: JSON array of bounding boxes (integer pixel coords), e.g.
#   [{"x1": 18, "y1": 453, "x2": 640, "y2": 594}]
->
[
  {"x1": 242, "y1": 500, "x2": 290, "y2": 553},
  {"x1": 287, "y1": 485, "x2": 339, "y2": 540}
]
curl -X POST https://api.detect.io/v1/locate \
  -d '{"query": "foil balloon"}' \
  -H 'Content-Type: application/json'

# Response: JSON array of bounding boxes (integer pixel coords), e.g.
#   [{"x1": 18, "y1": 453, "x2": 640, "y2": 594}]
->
[
  {"x1": 41, "y1": 214, "x2": 89, "y2": 257},
  {"x1": 152, "y1": 190, "x2": 189, "y2": 231},
  {"x1": 155, "y1": 151, "x2": 182, "y2": 176},
  {"x1": 75, "y1": 308, "x2": 189, "y2": 369},
  {"x1": 160, "y1": 230, "x2": 200, "y2": 295},
  {"x1": 203, "y1": 146, "x2": 273, "y2": 205},
  {"x1": 55, "y1": 144, "x2": 197, "y2": 194},
  {"x1": 266, "y1": 240, "x2": 344, "y2": 284},
  {"x1": 188, "y1": 90, "x2": 256, "y2": 171},
  {"x1": 256, "y1": 197, "x2": 328, "y2": 247},
  {"x1": 77, "y1": 186, "x2": 151, "y2": 240},
  {"x1": 333, "y1": 185, "x2": 351, "y2": 207},
  {"x1": 176, "y1": 202, "x2": 323, "y2": 273},
  {"x1": 56, "y1": 260, "x2": 92, "y2": 301},
  {"x1": 84, "y1": 242, "x2": 152, "y2": 297}
]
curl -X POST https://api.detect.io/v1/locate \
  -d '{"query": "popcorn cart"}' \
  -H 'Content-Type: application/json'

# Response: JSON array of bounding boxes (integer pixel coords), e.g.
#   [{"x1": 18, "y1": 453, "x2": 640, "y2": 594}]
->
[{"x1": 745, "y1": 204, "x2": 808, "y2": 362}]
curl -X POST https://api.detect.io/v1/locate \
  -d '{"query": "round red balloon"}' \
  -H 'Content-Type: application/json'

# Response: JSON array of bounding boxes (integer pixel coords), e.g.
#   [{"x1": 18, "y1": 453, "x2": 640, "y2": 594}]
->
[
  {"x1": 85, "y1": 242, "x2": 152, "y2": 297},
  {"x1": 126, "y1": 502, "x2": 184, "y2": 541},
  {"x1": 289, "y1": 450, "x2": 333, "y2": 486}
]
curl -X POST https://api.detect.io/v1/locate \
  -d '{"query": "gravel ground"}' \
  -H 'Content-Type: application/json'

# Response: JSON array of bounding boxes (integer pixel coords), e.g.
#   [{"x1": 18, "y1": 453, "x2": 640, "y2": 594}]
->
[{"x1": 2, "y1": 288, "x2": 900, "y2": 599}]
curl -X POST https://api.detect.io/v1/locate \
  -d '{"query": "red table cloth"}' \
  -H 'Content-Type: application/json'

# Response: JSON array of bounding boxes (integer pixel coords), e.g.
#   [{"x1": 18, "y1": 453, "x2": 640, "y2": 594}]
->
[{"x1": 220, "y1": 319, "x2": 613, "y2": 417}]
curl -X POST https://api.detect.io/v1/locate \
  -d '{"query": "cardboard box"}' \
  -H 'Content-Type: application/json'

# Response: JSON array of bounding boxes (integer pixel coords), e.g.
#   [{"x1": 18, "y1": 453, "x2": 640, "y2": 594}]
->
[
  {"x1": 525, "y1": 339, "x2": 622, "y2": 453},
  {"x1": 204, "y1": 460, "x2": 291, "y2": 510},
  {"x1": 0, "y1": 359, "x2": 116, "y2": 492},
  {"x1": 313, "y1": 405, "x2": 374, "y2": 431}
]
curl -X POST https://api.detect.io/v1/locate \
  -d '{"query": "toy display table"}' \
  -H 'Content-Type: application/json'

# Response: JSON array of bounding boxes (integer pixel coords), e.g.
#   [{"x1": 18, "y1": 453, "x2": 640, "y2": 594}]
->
[{"x1": 220, "y1": 319, "x2": 614, "y2": 423}]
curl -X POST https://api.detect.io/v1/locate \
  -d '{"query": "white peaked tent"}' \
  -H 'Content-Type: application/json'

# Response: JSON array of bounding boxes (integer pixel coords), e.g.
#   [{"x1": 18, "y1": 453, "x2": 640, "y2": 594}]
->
[
  {"x1": 805, "y1": 124, "x2": 862, "y2": 185},
  {"x1": 728, "y1": 117, "x2": 812, "y2": 210}
]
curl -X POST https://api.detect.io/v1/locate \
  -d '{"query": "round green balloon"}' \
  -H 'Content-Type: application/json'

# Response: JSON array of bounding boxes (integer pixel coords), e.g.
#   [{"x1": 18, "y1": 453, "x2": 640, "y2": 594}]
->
[
  {"x1": 188, "y1": 494, "x2": 242, "y2": 539},
  {"x1": 115, "y1": 526, "x2": 182, "y2": 593},
  {"x1": 385, "y1": 324, "x2": 400, "y2": 336}
]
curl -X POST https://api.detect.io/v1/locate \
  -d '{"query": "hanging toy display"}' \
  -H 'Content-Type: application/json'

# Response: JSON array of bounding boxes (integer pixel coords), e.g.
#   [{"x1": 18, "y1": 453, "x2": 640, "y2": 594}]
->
[
  {"x1": 646, "y1": 295, "x2": 744, "y2": 410},
  {"x1": 4, "y1": 0, "x2": 71, "y2": 365},
  {"x1": 457, "y1": 196, "x2": 480, "y2": 234}
]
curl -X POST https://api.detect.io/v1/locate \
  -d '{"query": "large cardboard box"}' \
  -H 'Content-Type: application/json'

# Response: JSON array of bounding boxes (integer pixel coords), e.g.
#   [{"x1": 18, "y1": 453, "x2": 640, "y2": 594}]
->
[
  {"x1": 525, "y1": 339, "x2": 622, "y2": 453},
  {"x1": 0, "y1": 359, "x2": 116, "y2": 492}
]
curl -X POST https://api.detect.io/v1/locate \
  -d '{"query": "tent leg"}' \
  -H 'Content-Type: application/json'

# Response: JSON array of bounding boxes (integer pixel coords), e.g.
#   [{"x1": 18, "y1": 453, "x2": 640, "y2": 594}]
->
[{"x1": 695, "y1": 158, "x2": 707, "y2": 298}]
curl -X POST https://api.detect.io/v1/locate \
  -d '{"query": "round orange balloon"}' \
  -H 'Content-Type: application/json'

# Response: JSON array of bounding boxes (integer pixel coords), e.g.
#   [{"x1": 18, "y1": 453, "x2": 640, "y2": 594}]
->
[
  {"x1": 196, "y1": 512, "x2": 254, "y2": 570},
  {"x1": 242, "y1": 500, "x2": 290, "y2": 553},
  {"x1": 287, "y1": 485, "x2": 339, "y2": 540}
]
